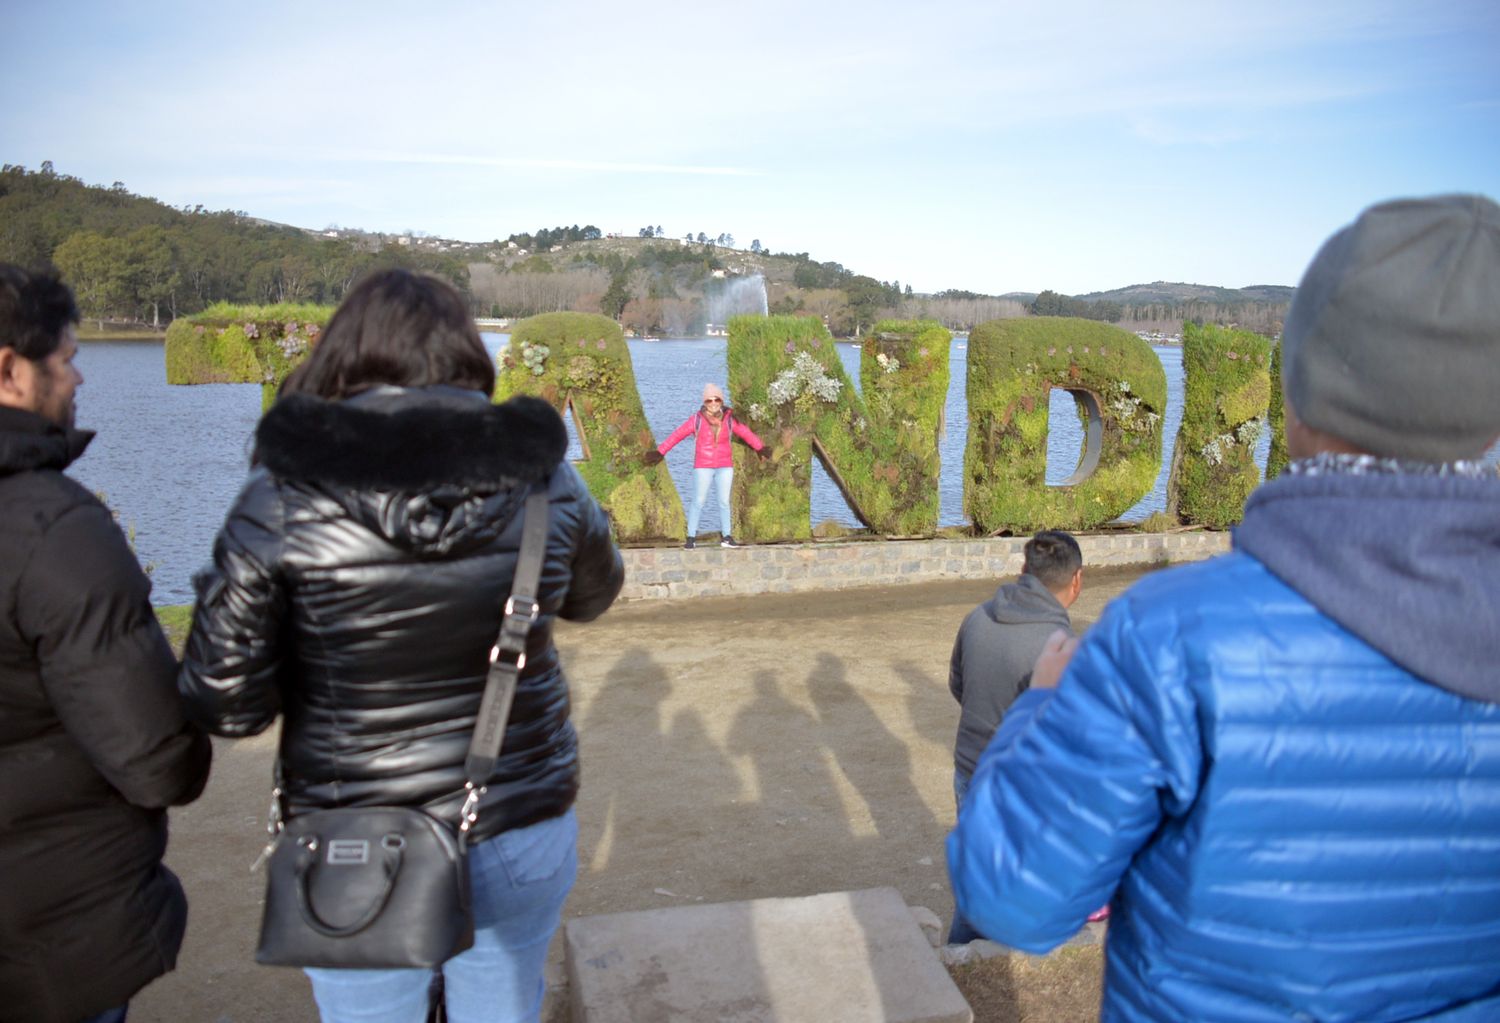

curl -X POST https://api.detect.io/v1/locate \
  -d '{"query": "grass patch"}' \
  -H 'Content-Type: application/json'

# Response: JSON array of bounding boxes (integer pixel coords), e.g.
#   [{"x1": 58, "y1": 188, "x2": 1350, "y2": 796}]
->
[
  {"x1": 154, "y1": 604, "x2": 194, "y2": 657},
  {"x1": 77, "y1": 324, "x2": 165, "y2": 342},
  {"x1": 947, "y1": 946, "x2": 1104, "y2": 1023}
]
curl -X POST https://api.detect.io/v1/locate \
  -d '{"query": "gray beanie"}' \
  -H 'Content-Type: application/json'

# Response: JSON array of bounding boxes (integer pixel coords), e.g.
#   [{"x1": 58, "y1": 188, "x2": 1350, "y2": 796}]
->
[{"x1": 1283, "y1": 193, "x2": 1500, "y2": 462}]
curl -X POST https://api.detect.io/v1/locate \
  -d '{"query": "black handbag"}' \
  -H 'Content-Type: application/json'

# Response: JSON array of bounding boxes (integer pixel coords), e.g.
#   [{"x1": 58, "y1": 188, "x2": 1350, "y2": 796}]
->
[{"x1": 254, "y1": 489, "x2": 550, "y2": 969}]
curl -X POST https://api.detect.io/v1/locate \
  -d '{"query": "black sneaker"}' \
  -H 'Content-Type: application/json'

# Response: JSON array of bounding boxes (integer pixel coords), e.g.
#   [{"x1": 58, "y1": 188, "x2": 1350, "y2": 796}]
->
[
  {"x1": 683, "y1": 537, "x2": 695, "y2": 550},
  {"x1": 720, "y1": 536, "x2": 741, "y2": 549}
]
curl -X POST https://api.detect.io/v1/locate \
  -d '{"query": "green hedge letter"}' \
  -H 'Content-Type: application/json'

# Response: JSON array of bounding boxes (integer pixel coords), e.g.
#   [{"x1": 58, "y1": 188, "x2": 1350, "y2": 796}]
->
[
  {"x1": 1265, "y1": 339, "x2": 1289, "y2": 480},
  {"x1": 965, "y1": 317, "x2": 1166, "y2": 533},
  {"x1": 1166, "y1": 323, "x2": 1273, "y2": 527},
  {"x1": 728, "y1": 315, "x2": 950, "y2": 542},
  {"x1": 165, "y1": 305, "x2": 333, "y2": 410},
  {"x1": 496, "y1": 312, "x2": 685, "y2": 542}
]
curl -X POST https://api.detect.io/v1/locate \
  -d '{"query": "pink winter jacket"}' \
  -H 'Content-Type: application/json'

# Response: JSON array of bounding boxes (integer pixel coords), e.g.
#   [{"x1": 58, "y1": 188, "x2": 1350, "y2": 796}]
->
[{"x1": 657, "y1": 408, "x2": 764, "y2": 468}]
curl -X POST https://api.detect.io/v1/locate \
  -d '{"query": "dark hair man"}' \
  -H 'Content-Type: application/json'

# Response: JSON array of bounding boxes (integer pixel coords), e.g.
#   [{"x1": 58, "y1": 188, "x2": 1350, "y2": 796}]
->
[
  {"x1": 948, "y1": 196, "x2": 1500, "y2": 1021},
  {"x1": 0, "y1": 265, "x2": 211, "y2": 1023},
  {"x1": 947, "y1": 529, "x2": 1081, "y2": 943}
]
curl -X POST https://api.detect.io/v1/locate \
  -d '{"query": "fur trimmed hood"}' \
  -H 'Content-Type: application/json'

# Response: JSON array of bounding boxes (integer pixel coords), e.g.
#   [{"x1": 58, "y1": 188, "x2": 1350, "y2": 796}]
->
[
  {"x1": 252, "y1": 387, "x2": 569, "y2": 555},
  {"x1": 255, "y1": 388, "x2": 567, "y2": 491}
]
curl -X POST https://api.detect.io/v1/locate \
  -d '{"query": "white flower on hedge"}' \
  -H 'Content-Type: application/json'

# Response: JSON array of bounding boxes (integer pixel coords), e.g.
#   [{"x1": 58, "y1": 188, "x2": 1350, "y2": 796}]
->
[{"x1": 766, "y1": 352, "x2": 842, "y2": 407}]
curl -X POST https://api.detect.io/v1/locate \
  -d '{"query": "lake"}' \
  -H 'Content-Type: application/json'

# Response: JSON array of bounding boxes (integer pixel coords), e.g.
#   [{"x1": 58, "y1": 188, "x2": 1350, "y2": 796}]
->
[{"x1": 66, "y1": 334, "x2": 1314, "y2": 604}]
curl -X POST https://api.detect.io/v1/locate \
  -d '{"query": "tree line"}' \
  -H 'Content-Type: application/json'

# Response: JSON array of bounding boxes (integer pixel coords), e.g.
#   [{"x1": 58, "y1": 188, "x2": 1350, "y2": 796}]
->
[
  {"x1": 3, "y1": 162, "x2": 1288, "y2": 338},
  {"x1": 0, "y1": 163, "x2": 468, "y2": 327}
]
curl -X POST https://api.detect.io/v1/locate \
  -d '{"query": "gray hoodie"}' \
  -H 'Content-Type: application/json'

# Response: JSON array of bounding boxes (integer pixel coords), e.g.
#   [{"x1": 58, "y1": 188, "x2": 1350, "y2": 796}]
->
[
  {"x1": 950, "y1": 573, "x2": 1073, "y2": 780},
  {"x1": 1235, "y1": 467, "x2": 1500, "y2": 704}
]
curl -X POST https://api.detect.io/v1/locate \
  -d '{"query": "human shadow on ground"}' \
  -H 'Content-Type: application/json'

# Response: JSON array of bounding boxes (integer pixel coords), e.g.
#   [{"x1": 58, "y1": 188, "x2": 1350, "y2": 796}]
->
[
  {"x1": 723, "y1": 669, "x2": 864, "y2": 901},
  {"x1": 805, "y1": 652, "x2": 942, "y2": 847},
  {"x1": 571, "y1": 646, "x2": 741, "y2": 910},
  {"x1": 893, "y1": 656, "x2": 964, "y2": 794}
]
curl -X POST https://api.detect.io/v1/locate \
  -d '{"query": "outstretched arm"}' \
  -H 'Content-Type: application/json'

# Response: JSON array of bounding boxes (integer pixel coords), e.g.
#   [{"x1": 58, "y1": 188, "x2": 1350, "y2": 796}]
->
[
  {"x1": 730, "y1": 415, "x2": 765, "y2": 452},
  {"x1": 655, "y1": 413, "x2": 698, "y2": 455}
]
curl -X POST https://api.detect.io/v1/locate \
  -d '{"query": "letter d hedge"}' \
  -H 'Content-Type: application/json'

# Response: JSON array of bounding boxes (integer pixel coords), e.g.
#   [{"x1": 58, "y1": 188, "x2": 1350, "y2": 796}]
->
[{"x1": 965, "y1": 318, "x2": 1166, "y2": 532}]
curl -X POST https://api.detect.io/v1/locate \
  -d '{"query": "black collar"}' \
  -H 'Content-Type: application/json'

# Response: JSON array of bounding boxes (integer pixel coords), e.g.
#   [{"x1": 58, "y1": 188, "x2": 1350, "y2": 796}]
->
[
  {"x1": 0, "y1": 406, "x2": 94, "y2": 475},
  {"x1": 254, "y1": 391, "x2": 567, "y2": 490}
]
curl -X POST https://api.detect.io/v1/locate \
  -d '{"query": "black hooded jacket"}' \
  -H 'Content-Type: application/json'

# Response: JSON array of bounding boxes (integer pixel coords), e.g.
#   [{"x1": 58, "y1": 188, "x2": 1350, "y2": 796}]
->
[
  {"x1": 178, "y1": 387, "x2": 623, "y2": 842},
  {"x1": 0, "y1": 406, "x2": 211, "y2": 1023}
]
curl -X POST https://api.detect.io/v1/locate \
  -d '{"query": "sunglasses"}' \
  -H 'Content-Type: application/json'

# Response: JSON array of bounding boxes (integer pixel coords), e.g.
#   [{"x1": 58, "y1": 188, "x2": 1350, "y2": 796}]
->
[{"x1": 704, "y1": 398, "x2": 723, "y2": 404}]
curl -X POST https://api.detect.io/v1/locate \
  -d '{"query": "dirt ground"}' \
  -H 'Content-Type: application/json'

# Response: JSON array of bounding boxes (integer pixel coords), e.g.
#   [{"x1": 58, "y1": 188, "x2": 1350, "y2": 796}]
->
[{"x1": 134, "y1": 565, "x2": 1155, "y2": 1022}]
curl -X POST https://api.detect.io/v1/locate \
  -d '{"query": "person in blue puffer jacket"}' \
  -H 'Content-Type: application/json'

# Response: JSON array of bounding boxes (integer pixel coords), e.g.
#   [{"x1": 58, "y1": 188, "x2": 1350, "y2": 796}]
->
[{"x1": 948, "y1": 194, "x2": 1500, "y2": 1023}]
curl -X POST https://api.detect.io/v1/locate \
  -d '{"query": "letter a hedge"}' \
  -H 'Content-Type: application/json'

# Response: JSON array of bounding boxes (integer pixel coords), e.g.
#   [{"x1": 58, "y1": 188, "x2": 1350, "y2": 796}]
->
[{"x1": 496, "y1": 312, "x2": 685, "y2": 543}]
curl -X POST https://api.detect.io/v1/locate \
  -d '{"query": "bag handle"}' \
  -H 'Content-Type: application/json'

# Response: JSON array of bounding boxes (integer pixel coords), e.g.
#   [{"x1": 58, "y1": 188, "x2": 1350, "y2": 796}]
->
[
  {"x1": 294, "y1": 836, "x2": 403, "y2": 938},
  {"x1": 459, "y1": 488, "x2": 551, "y2": 839}
]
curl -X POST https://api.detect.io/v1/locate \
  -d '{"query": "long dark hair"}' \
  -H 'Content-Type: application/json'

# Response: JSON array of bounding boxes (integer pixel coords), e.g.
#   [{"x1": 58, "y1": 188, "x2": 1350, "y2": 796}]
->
[{"x1": 280, "y1": 269, "x2": 495, "y2": 400}]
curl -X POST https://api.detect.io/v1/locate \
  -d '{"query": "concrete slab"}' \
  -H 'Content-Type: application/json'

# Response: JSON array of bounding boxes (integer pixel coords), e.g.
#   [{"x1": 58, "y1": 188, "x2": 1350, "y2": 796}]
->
[{"x1": 566, "y1": 887, "x2": 972, "y2": 1023}]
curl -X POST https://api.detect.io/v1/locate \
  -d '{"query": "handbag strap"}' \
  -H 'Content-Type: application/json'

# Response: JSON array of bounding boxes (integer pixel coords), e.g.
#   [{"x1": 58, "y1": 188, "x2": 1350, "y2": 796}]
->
[{"x1": 458, "y1": 487, "x2": 550, "y2": 839}]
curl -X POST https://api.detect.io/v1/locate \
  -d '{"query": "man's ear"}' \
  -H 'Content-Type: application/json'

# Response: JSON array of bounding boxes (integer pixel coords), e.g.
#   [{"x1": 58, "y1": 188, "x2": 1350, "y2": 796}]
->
[{"x1": 0, "y1": 346, "x2": 26, "y2": 404}]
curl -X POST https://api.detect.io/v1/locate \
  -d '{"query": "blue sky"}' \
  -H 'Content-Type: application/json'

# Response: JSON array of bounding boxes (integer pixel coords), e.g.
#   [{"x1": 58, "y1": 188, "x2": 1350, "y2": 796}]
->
[{"x1": 4, "y1": 1, "x2": 1498, "y2": 294}]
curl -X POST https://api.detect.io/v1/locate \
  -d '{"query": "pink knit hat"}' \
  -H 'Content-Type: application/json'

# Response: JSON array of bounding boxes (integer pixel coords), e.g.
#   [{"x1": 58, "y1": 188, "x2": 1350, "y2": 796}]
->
[{"x1": 702, "y1": 382, "x2": 725, "y2": 403}]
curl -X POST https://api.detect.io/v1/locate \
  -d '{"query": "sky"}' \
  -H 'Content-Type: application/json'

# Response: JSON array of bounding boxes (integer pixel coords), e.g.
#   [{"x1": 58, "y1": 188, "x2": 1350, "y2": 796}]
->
[{"x1": 4, "y1": 1, "x2": 1498, "y2": 295}]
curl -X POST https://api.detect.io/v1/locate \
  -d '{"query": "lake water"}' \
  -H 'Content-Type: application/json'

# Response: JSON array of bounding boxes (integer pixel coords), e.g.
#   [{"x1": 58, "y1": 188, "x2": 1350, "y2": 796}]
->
[{"x1": 75, "y1": 334, "x2": 1491, "y2": 606}]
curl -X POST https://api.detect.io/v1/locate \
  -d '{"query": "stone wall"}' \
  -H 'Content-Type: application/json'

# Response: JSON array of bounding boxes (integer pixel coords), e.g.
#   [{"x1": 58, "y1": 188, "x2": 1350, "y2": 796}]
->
[{"x1": 619, "y1": 531, "x2": 1231, "y2": 601}]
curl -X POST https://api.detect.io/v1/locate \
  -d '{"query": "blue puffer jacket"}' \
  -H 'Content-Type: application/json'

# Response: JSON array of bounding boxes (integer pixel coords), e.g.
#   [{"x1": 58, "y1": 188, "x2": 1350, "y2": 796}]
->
[{"x1": 948, "y1": 467, "x2": 1500, "y2": 1023}]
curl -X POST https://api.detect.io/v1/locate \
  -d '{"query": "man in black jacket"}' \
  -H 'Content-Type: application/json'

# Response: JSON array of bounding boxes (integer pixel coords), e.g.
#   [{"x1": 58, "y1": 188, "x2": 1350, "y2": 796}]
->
[{"x1": 0, "y1": 265, "x2": 212, "y2": 1023}]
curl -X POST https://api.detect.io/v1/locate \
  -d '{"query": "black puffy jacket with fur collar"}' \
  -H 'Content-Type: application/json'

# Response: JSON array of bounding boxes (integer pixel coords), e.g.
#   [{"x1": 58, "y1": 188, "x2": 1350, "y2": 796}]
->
[{"x1": 178, "y1": 387, "x2": 623, "y2": 841}]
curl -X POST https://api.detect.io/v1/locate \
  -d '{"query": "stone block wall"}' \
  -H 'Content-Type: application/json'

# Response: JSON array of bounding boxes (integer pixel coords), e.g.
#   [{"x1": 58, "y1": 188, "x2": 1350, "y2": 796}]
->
[{"x1": 618, "y1": 531, "x2": 1230, "y2": 601}]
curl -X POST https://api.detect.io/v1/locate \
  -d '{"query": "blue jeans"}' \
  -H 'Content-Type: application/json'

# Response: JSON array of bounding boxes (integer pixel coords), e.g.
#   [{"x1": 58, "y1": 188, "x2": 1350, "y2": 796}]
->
[
  {"x1": 688, "y1": 466, "x2": 733, "y2": 538},
  {"x1": 948, "y1": 771, "x2": 983, "y2": 945},
  {"x1": 305, "y1": 810, "x2": 578, "y2": 1023},
  {"x1": 80, "y1": 1008, "x2": 128, "y2": 1023}
]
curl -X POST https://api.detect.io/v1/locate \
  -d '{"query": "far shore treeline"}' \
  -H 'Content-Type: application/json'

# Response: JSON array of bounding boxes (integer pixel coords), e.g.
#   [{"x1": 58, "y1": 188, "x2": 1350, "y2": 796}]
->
[{"x1": 2, "y1": 163, "x2": 1291, "y2": 338}]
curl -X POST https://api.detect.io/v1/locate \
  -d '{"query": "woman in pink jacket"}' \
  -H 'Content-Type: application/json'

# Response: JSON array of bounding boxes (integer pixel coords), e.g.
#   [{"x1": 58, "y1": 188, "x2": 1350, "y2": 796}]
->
[{"x1": 645, "y1": 383, "x2": 770, "y2": 548}]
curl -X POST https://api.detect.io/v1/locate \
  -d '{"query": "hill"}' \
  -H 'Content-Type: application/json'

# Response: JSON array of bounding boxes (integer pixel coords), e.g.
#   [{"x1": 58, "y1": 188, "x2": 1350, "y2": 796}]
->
[
  {"x1": 0, "y1": 162, "x2": 468, "y2": 327},
  {"x1": 1, "y1": 162, "x2": 1287, "y2": 337},
  {"x1": 1077, "y1": 280, "x2": 1294, "y2": 305}
]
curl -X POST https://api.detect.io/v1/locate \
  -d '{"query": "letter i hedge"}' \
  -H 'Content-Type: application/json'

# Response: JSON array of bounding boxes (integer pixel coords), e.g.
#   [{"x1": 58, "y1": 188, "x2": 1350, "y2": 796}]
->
[
  {"x1": 1166, "y1": 323, "x2": 1273, "y2": 527},
  {"x1": 496, "y1": 312, "x2": 686, "y2": 543},
  {"x1": 727, "y1": 315, "x2": 950, "y2": 542},
  {"x1": 964, "y1": 317, "x2": 1166, "y2": 532}
]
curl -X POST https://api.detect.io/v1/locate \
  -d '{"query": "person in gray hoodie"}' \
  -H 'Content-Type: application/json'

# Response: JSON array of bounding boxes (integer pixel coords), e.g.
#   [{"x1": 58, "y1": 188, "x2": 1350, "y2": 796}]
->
[{"x1": 947, "y1": 530, "x2": 1081, "y2": 943}]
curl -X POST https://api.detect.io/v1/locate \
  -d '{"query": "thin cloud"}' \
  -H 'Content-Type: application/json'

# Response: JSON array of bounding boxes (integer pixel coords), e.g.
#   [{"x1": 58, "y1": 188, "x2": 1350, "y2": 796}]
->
[{"x1": 313, "y1": 149, "x2": 762, "y2": 177}]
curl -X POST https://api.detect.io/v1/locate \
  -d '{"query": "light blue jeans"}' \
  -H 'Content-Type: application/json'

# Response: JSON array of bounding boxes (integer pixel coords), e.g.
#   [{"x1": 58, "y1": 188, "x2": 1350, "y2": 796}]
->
[
  {"x1": 305, "y1": 810, "x2": 578, "y2": 1023},
  {"x1": 688, "y1": 466, "x2": 734, "y2": 538}
]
